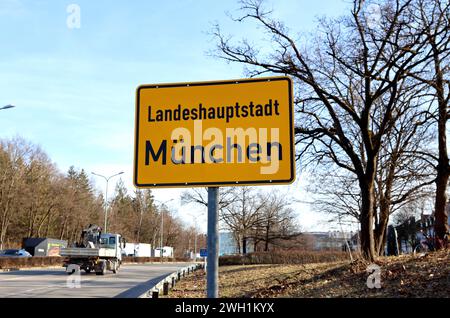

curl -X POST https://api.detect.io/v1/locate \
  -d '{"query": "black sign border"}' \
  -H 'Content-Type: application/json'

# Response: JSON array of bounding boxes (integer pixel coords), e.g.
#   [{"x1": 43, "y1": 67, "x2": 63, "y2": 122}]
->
[{"x1": 134, "y1": 76, "x2": 295, "y2": 188}]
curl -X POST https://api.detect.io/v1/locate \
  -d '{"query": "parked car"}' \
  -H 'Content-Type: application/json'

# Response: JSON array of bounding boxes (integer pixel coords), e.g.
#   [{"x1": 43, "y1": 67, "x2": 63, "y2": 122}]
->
[{"x1": 0, "y1": 249, "x2": 32, "y2": 257}]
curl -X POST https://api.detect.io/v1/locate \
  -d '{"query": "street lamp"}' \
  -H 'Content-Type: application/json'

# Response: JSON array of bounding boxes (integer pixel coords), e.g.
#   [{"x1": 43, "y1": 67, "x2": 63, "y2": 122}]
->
[
  {"x1": 0, "y1": 104, "x2": 15, "y2": 111},
  {"x1": 91, "y1": 171, "x2": 124, "y2": 233},
  {"x1": 187, "y1": 212, "x2": 199, "y2": 262},
  {"x1": 154, "y1": 198, "x2": 174, "y2": 261}
]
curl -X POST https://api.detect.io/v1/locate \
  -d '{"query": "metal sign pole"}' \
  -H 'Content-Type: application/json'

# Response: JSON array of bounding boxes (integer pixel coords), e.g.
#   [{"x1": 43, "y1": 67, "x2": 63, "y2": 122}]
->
[{"x1": 207, "y1": 187, "x2": 219, "y2": 298}]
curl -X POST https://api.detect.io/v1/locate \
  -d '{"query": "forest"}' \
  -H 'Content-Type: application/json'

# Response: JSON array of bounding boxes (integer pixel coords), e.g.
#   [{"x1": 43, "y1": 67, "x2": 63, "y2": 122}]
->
[
  {"x1": 0, "y1": 137, "x2": 203, "y2": 256},
  {"x1": 0, "y1": 136, "x2": 299, "y2": 256}
]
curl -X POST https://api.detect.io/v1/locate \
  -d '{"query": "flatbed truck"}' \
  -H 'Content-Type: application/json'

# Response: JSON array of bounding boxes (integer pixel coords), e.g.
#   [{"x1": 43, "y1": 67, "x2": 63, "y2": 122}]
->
[{"x1": 60, "y1": 225, "x2": 125, "y2": 275}]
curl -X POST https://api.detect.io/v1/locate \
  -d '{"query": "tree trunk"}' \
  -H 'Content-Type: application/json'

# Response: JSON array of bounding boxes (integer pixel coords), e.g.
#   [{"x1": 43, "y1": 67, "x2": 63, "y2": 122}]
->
[
  {"x1": 264, "y1": 224, "x2": 270, "y2": 252},
  {"x1": 0, "y1": 229, "x2": 4, "y2": 250},
  {"x1": 432, "y1": 42, "x2": 449, "y2": 248},
  {"x1": 242, "y1": 236, "x2": 247, "y2": 254},
  {"x1": 59, "y1": 217, "x2": 68, "y2": 240},
  {"x1": 434, "y1": 170, "x2": 449, "y2": 247},
  {"x1": 374, "y1": 201, "x2": 390, "y2": 256},
  {"x1": 359, "y1": 181, "x2": 376, "y2": 262},
  {"x1": 137, "y1": 210, "x2": 143, "y2": 243},
  {"x1": 45, "y1": 213, "x2": 51, "y2": 237},
  {"x1": 0, "y1": 202, "x2": 11, "y2": 250},
  {"x1": 433, "y1": 100, "x2": 449, "y2": 246}
]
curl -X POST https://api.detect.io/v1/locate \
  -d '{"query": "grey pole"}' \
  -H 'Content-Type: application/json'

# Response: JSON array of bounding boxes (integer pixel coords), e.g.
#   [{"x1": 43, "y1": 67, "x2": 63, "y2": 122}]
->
[
  {"x1": 160, "y1": 209, "x2": 163, "y2": 262},
  {"x1": 154, "y1": 199, "x2": 173, "y2": 262},
  {"x1": 187, "y1": 212, "x2": 198, "y2": 262},
  {"x1": 194, "y1": 231, "x2": 197, "y2": 262},
  {"x1": 91, "y1": 171, "x2": 124, "y2": 233},
  {"x1": 207, "y1": 187, "x2": 219, "y2": 298},
  {"x1": 104, "y1": 179, "x2": 109, "y2": 232}
]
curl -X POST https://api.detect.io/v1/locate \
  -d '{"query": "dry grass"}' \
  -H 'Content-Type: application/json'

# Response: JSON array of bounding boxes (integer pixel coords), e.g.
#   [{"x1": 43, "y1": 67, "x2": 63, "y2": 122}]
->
[
  {"x1": 166, "y1": 249, "x2": 449, "y2": 298},
  {"x1": 219, "y1": 250, "x2": 349, "y2": 265},
  {"x1": 0, "y1": 257, "x2": 63, "y2": 269}
]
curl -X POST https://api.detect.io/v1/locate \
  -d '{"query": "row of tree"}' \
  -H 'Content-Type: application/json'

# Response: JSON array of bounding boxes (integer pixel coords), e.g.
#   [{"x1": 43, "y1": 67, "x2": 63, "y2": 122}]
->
[
  {"x1": 182, "y1": 187, "x2": 300, "y2": 253},
  {"x1": 0, "y1": 136, "x2": 296, "y2": 256},
  {"x1": 214, "y1": 0, "x2": 449, "y2": 260},
  {"x1": 0, "y1": 137, "x2": 203, "y2": 257}
]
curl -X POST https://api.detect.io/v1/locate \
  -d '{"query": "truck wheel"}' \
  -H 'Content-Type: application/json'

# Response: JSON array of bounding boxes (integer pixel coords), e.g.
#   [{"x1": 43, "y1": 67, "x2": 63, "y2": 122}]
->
[
  {"x1": 96, "y1": 261, "x2": 106, "y2": 275},
  {"x1": 112, "y1": 261, "x2": 118, "y2": 274}
]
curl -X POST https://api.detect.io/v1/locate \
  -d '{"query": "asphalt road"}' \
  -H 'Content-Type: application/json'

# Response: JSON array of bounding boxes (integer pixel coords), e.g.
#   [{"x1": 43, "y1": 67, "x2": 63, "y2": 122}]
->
[{"x1": 0, "y1": 262, "x2": 194, "y2": 298}]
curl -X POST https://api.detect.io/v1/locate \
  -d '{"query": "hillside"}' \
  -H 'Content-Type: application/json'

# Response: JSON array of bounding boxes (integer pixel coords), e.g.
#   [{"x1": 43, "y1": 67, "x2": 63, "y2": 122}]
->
[{"x1": 166, "y1": 250, "x2": 449, "y2": 298}]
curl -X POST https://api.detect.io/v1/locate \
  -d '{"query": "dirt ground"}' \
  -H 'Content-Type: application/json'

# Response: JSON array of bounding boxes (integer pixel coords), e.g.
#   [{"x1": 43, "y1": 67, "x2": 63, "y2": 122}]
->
[{"x1": 165, "y1": 249, "x2": 449, "y2": 298}]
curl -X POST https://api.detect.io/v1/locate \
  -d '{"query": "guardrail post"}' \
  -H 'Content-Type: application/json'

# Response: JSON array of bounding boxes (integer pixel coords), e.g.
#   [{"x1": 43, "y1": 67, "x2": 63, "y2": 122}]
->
[
  {"x1": 152, "y1": 290, "x2": 159, "y2": 298},
  {"x1": 171, "y1": 276, "x2": 175, "y2": 288},
  {"x1": 178, "y1": 272, "x2": 181, "y2": 280},
  {"x1": 163, "y1": 282, "x2": 169, "y2": 295}
]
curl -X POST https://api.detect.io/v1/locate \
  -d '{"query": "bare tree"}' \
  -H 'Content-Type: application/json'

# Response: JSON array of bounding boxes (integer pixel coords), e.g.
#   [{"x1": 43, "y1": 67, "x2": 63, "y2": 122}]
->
[
  {"x1": 220, "y1": 187, "x2": 267, "y2": 254},
  {"x1": 253, "y1": 192, "x2": 300, "y2": 251},
  {"x1": 0, "y1": 138, "x2": 28, "y2": 249},
  {"x1": 407, "y1": 0, "x2": 450, "y2": 246},
  {"x1": 213, "y1": 0, "x2": 438, "y2": 260},
  {"x1": 133, "y1": 189, "x2": 155, "y2": 243},
  {"x1": 0, "y1": 136, "x2": 198, "y2": 255},
  {"x1": 181, "y1": 187, "x2": 236, "y2": 212},
  {"x1": 312, "y1": 102, "x2": 436, "y2": 256}
]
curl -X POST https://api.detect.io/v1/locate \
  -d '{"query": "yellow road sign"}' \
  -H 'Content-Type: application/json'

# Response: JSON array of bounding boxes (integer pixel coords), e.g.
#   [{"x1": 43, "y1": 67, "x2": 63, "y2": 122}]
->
[{"x1": 134, "y1": 76, "x2": 295, "y2": 188}]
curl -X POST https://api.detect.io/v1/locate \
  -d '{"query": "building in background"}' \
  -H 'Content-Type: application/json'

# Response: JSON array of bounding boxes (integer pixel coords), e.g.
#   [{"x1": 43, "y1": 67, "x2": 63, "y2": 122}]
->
[
  {"x1": 122, "y1": 243, "x2": 152, "y2": 257},
  {"x1": 22, "y1": 238, "x2": 67, "y2": 256},
  {"x1": 306, "y1": 231, "x2": 353, "y2": 251},
  {"x1": 219, "y1": 232, "x2": 254, "y2": 256},
  {"x1": 154, "y1": 246, "x2": 174, "y2": 258}
]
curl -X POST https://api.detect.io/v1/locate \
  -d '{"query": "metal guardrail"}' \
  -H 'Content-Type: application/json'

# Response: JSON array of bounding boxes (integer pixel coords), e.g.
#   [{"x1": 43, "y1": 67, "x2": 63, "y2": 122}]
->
[{"x1": 138, "y1": 263, "x2": 203, "y2": 298}]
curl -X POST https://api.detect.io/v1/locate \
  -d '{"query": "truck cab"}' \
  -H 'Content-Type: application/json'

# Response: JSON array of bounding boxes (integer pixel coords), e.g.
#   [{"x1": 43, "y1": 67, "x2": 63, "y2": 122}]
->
[{"x1": 99, "y1": 233, "x2": 125, "y2": 261}]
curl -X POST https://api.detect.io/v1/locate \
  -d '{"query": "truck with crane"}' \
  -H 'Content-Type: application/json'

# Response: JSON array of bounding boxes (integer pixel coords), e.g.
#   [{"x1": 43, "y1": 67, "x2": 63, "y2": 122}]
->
[{"x1": 60, "y1": 224, "x2": 126, "y2": 275}]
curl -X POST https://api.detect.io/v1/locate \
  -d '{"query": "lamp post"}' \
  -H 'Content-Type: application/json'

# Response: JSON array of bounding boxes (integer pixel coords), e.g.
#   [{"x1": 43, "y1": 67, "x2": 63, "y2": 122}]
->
[
  {"x1": 0, "y1": 105, "x2": 15, "y2": 111},
  {"x1": 91, "y1": 171, "x2": 124, "y2": 233},
  {"x1": 154, "y1": 198, "x2": 174, "y2": 262},
  {"x1": 187, "y1": 212, "x2": 199, "y2": 262}
]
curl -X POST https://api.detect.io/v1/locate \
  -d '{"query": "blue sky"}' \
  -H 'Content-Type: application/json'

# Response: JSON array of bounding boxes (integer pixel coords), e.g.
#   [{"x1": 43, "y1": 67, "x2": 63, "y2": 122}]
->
[{"x1": 0, "y1": 0, "x2": 353, "y2": 232}]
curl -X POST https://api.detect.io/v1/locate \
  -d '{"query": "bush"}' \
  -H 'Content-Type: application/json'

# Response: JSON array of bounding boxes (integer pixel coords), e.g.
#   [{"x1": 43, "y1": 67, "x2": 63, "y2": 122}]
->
[
  {"x1": 0, "y1": 257, "x2": 63, "y2": 269},
  {"x1": 0, "y1": 256, "x2": 192, "y2": 269},
  {"x1": 219, "y1": 250, "x2": 350, "y2": 266}
]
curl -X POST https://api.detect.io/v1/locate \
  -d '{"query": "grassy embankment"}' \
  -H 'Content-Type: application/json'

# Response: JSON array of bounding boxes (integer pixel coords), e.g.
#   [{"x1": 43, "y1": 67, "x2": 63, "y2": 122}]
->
[{"x1": 166, "y1": 250, "x2": 449, "y2": 298}]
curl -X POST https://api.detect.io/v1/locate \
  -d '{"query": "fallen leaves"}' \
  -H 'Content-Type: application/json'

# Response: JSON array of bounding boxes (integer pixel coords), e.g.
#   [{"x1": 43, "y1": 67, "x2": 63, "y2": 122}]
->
[{"x1": 164, "y1": 249, "x2": 449, "y2": 298}]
